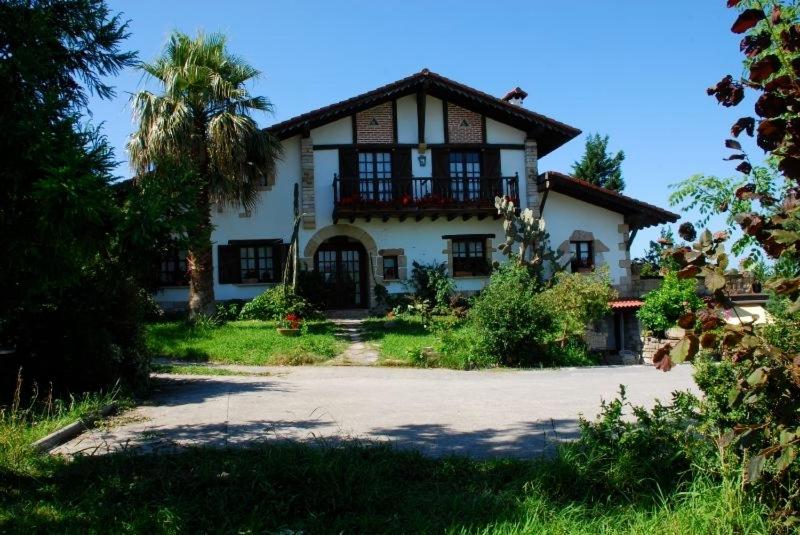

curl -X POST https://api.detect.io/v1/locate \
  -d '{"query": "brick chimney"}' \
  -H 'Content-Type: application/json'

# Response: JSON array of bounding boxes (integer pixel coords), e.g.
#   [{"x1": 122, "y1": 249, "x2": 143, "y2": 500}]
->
[{"x1": 502, "y1": 87, "x2": 528, "y2": 106}]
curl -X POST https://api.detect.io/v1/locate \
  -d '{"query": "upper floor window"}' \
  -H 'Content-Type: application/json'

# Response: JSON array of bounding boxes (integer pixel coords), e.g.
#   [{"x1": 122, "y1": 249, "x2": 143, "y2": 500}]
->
[
  {"x1": 158, "y1": 248, "x2": 188, "y2": 286},
  {"x1": 449, "y1": 151, "x2": 481, "y2": 201},
  {"x1": 570, "y1": 241, "x2": 594, "y2": 273},
  {"x1": 240, "y1": 244, "x2": 276, "y2": 283},
  {"x1": 358, "y1": 152, "x2": 392, "y2": 201},
  {"x1": 452, "y1": 237, "x2": 489, "y2": 277}
]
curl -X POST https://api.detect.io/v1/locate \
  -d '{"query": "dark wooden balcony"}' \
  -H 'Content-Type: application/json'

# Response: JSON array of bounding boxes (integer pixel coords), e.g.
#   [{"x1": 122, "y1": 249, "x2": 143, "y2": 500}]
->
[{"x1": 332, "y1": 174, "x2": 519, "y2": 222}]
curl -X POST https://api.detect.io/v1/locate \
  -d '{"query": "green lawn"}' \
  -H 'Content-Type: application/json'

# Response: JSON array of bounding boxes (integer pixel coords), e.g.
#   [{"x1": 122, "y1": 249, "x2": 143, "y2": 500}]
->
[
  {"x1": 361, "y1": 315, "x2": 439, "y2": 364},
  {"x1": 151, "y1": 363, "x2": 272, "y2": 377},
  {"x1": 0, "y1": 438, "x2": 767, "y2": 533},
  {"x1": 145, "y1": 320, "x2": 347, "y2": 365}
]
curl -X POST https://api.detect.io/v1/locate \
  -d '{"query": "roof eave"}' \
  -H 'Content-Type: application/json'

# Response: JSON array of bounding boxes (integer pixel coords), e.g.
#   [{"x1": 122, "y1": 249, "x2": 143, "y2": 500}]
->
[{"x1": 538, "y1": 171, "x2": 679, "y2": 231}]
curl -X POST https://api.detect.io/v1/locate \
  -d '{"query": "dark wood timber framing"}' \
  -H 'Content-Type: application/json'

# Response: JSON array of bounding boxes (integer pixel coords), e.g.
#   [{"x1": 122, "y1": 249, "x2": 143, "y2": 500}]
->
[
  {"x1": 442, "y1": 99, "x2": 449, "y2": 143},
  {"x1": 416, "y1": 89, "x2": 426, "y2": 144},
  {"x1": 537, "y1": 171, "x2": 679, "y2": 230},
  {"x1": 442, "y1": 233, "x2": 496, "y2": 239},
  {"x1": 313, "y1": 143, "x2": 525, "y2": 151},
  {"x1": 265, "y1": 69, "x2": 581, "y2": 157},
  {"x1": 392, "y1": 99, "x2": 398, "y2": 143}
]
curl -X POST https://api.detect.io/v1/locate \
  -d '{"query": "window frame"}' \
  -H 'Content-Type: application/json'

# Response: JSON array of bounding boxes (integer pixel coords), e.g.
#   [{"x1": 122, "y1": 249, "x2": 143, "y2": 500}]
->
[
  {"x1": 158, "y1": 248, "x2": 188, "y2": 287},
  {"x1": 448, "y1": 151, "x2": 482, "y2": 201},
  {"x1": 570, "y1": 240, "x2": 594, "y2": 273},
  {"x1": 451, "y1": 237, "x2": 489, "y2": 277},
  {"x1": 357, "y1": 151, "x2": 392, "y2": 201},
  {"x1": 238, "y1": 242, "x2": 277, "y2": 284},
  {"x1": 382, "y1": 255, "x2": 399, "y2": 281}
]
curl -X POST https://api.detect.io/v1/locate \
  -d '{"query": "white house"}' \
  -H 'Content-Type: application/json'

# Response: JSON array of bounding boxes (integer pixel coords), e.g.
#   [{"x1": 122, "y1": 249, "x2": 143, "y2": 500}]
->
[{"x1": 155, "y1": 69, "x2": 677, "y2": 350}]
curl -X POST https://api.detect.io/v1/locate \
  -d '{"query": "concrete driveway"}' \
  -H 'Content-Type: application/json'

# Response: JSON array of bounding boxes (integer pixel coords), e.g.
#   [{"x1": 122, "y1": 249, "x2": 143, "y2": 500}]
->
[{"x1": 56, "y1": 365, "x2": 698, "y2": 458}]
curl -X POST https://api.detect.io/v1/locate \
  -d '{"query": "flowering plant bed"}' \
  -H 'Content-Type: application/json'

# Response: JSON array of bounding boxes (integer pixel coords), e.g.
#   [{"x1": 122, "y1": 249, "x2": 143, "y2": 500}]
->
[{"x1": 277, "y1": 313, "x2": 302, "y2": 336}]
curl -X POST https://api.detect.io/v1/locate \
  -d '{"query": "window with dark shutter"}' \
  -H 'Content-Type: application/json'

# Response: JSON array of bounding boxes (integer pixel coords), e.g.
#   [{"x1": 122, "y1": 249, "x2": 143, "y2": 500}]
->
[
  {"x1": 338, "y1": 148, "x2": 359, "y2": 198},
  {"x1": 452, "y1": 238, "x2": 489, "y2": 277},
  {"x1": 482, "y1": 149, "x2": 501, "y2": 199},
  {"x1": 570, "y1": 241, "x2": 594, "y2": 273},
  {"x1": 158, "y1": 248, "x2": 188, "y2": 286},
  {"x1": 218, "y1": 245, "x2": 241, "y2": 284},
  {"x1": 393, "y1": 147, "x2": 412, "y2": 200}
]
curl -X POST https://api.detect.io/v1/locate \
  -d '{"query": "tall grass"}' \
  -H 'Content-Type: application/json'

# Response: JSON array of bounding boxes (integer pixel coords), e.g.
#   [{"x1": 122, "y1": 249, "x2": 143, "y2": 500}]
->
[{"x1": 0, "y1": 369, "x2": 122, "y2": 475}]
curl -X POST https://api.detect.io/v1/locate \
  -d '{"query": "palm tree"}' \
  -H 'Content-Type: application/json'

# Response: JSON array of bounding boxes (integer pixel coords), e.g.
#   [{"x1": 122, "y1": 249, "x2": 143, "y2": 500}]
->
[{"x1": 128, "y1": 32, "x2": 282, "y2": 318}]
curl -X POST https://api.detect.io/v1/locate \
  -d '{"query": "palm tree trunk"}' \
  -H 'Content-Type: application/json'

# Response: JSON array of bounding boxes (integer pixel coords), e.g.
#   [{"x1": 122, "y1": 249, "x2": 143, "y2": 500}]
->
[{"x1": 187, "y1": 185, "x2": 216, "y2": 319}]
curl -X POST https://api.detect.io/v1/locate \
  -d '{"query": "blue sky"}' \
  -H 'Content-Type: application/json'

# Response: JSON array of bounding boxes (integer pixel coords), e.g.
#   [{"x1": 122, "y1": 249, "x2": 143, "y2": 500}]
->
[{"x1": 90, "y1": 1, "x2": 757, "y2": 257}]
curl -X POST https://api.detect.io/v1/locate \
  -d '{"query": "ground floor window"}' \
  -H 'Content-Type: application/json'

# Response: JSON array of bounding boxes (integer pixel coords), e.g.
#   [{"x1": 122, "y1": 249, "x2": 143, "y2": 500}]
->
[
  {"x1": 382, "y1": 255, "x2": 399, "y2": 280},
  {"x1": 239, "y1": 244, "x2": 276, "y2": 283},
  {"x1": 218, "y1": 241, "x2": 282, "y2": 284},
  {"x1": 452, "y1": 238, "x2": 489, "y2": 277},
  {"x1": 158, "y1": 248, "x2": 188, "y2": 286},
  {"x1": 570, "y1": 241, "x2": 594, "y2": 273}
]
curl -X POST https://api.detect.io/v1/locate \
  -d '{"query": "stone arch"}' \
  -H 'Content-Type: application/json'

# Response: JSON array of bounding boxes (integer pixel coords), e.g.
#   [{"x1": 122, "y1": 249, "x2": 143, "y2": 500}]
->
[{"x1": 303, "y1": 224, "x2": 379, "y2": 308}]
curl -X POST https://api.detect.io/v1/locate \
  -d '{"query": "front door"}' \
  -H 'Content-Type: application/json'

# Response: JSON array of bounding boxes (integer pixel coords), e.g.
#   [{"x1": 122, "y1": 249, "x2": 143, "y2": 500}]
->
[{"x1": 314, "y1": 237, "x2": 368, "y2": 309}]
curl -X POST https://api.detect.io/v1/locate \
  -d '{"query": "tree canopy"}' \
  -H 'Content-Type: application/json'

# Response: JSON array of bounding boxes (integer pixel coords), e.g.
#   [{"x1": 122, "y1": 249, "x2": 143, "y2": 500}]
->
[{"x1": 571, "y1": 133, "x2": 626, "y2": 191}]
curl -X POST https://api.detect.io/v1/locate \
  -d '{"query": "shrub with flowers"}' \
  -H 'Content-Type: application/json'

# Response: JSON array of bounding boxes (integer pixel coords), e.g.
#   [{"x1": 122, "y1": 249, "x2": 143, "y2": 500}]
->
[{"x1": 281, "y1": 313, "x2": 301, "y2": 330}]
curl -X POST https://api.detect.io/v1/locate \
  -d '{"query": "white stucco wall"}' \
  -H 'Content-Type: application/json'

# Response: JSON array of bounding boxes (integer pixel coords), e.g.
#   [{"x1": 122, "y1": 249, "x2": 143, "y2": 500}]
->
[
  {"x1": 485, "y1": 118, "x2": 526, "y2": 144},
  {"x1": 312, "y1": 149, "x2": 339, "y2": 229},
  {"x1": 311, "y1": 116, "x2": 352, "y2": 145},
  {"x1": 542, "y1": 191, "x2": 626, "y2": 284},
  {"x1": 396, "y1": 94, "x2": 417, "y2": 144},
  {"x1": 499, "y1": 149, "x2": 526, "y2": 207},
  {"x1": 424, "y1": 96, "x2": 444, "y2": 144}
]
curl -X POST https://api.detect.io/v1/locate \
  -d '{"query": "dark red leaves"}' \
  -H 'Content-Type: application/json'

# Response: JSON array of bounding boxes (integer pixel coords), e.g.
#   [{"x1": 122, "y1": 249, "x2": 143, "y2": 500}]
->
[
  {"x1": 731, "y1": 117, "x2": 756, "y2": 137},
  {"x1": 781, "y1": 25, "x2": 800, "y2": 52},
  {"x1": 679, "y1": 222, "x2": 697, "y2": 241},
  {"x1": 678, "y1": 265, "x2": 701, "y2": 279},
  {"x1": 708, "y1": 75, "x2": 745, "y2": 107},
  {"x1": 771, "y1": 5, "x2": 782, "y2": 25},
  {"x1": 724, "y1": 154, "x2": 746, "y2": 160},
  {"x1": 749, "y1": 55, "x2": 780, "y2": 84},
  {"x1": 727, "y1": 0, "x2": 742, "y2": 7},
  {"x1": 764, "y1": 75, "x2": 794, "y2": 93},
  {"x1": 740, "y1": 32, "x2": 771, "y2": 58},
  {"x1": 755, "y1": 93, "x2": 789, "y2": 118},
  {"x1": 757, "y1": 118, "x2": 787, "y2": 151},
  {"x1": 725, "y1": 139, "x2": 742, "y2": 150},
  {"x1": 677, "y1": 312, "x2": 696, "y2": 329},
  {"x1": 779, "y1": 156, "x2": 800, "y2": 180},
  {"x1": 737, "y1": 161, "x2": 753, "y2": 174},
  {"x1": 732, "y1": 9, "x2": 766, "y2": 34},
  {"x1": 736, "y1": 183, "x2": 757, "y2": 199},
  {"x1": 699, "y1": 311, "x2": 725, "y2": 331},
  {"x1": 700, "y1": 332, "x2": 718, "y2": 349}
]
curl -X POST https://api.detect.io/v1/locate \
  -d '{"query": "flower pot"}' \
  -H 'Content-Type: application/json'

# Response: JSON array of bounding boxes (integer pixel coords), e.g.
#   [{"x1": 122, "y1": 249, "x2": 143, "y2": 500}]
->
[{"x1": 277, "y1": 328, "x2": 300, "y2": 337}]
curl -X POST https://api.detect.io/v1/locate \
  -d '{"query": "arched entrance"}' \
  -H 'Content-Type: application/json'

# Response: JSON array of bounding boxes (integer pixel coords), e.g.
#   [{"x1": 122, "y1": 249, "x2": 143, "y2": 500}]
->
[{"x1": 314, "y1": 236, "x2": 368, "y2": 309}]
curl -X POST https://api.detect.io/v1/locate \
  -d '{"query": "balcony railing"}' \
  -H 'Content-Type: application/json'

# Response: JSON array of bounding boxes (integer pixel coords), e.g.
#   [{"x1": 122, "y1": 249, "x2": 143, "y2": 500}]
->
[{"x1": 332, "y1": 174, "x2": 519, "y2": 220}]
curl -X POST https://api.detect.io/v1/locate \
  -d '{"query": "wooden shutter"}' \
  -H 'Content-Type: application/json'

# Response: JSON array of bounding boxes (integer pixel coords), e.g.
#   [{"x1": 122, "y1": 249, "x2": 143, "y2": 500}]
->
[
  {"x1": 431, "y1": 149, "x2": 449, "y2": 196},
  {"x1": 482, "y1": 149, "x2": 501, "y2": 199},
  {"x1": 338, "y1": 148, "x2": 358, "y2": 198},
  {"x1": 218, "y1": 244, "x2": 241, "y2": 284},
  {"x1": 393, "y1": 148, "x2": 412, "y2": 199}
]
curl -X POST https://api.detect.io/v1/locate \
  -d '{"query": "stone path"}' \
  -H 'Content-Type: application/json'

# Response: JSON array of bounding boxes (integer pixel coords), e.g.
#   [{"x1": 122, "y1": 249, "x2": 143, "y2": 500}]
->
[{"x1": 327, "y1": 316, "x2": 380, "y2": 366}]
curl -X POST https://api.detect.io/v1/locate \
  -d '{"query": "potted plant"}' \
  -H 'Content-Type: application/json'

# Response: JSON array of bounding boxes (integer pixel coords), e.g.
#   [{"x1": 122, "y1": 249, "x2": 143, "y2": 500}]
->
[{"x1": 277, "y1": 313, "x2": 301, "y2": 336}]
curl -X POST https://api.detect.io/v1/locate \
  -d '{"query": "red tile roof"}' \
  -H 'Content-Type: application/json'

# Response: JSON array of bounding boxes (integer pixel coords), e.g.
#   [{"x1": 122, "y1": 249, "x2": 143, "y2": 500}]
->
[
  {"x1": 265, "y1": 69, "x2": 580, "y2": 157},
  {"x1": 538, "y1": 171, "x2": 679, "y2": 230},
  {"x1": 610, "y1": 299, "x2": 644, "y2": 310}
]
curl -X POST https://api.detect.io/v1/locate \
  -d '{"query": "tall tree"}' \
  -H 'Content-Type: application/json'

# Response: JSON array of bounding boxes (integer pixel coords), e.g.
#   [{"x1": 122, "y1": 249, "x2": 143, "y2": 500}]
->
[
  {"x1": 0, "y1": 0, "x2": 159, "y2": 394},
  {"x1": 128, "y1": 32, "x2": 282, "y2": 318},
  {"x1": 571, "y1": 133, "x2": 626, "y2": 191}
]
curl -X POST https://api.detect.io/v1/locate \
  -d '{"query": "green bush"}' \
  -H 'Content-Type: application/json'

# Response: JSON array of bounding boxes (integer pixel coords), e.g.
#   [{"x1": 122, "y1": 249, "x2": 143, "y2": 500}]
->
[
  {"x1": 238, "y1": 286, "x2": 319, "y2": 321},
  {"x1": 468, "y1": 262, "x2": 552, "y2": 366},
  {"x1": 538, "y1": 267, "x2": 616, "y2": 346},
  {"x1": 214, "y1": 300, "x2": 246, "y2": 322},
  {"x1": 637, "y1": 271, "x2": 702, "y2": 336},
  {"x1": 558, "y1": 386, "x2": 711, "y2": 499},
  {"x1": 407, "y1": 261, "x2": 454, "y2": 310}
]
